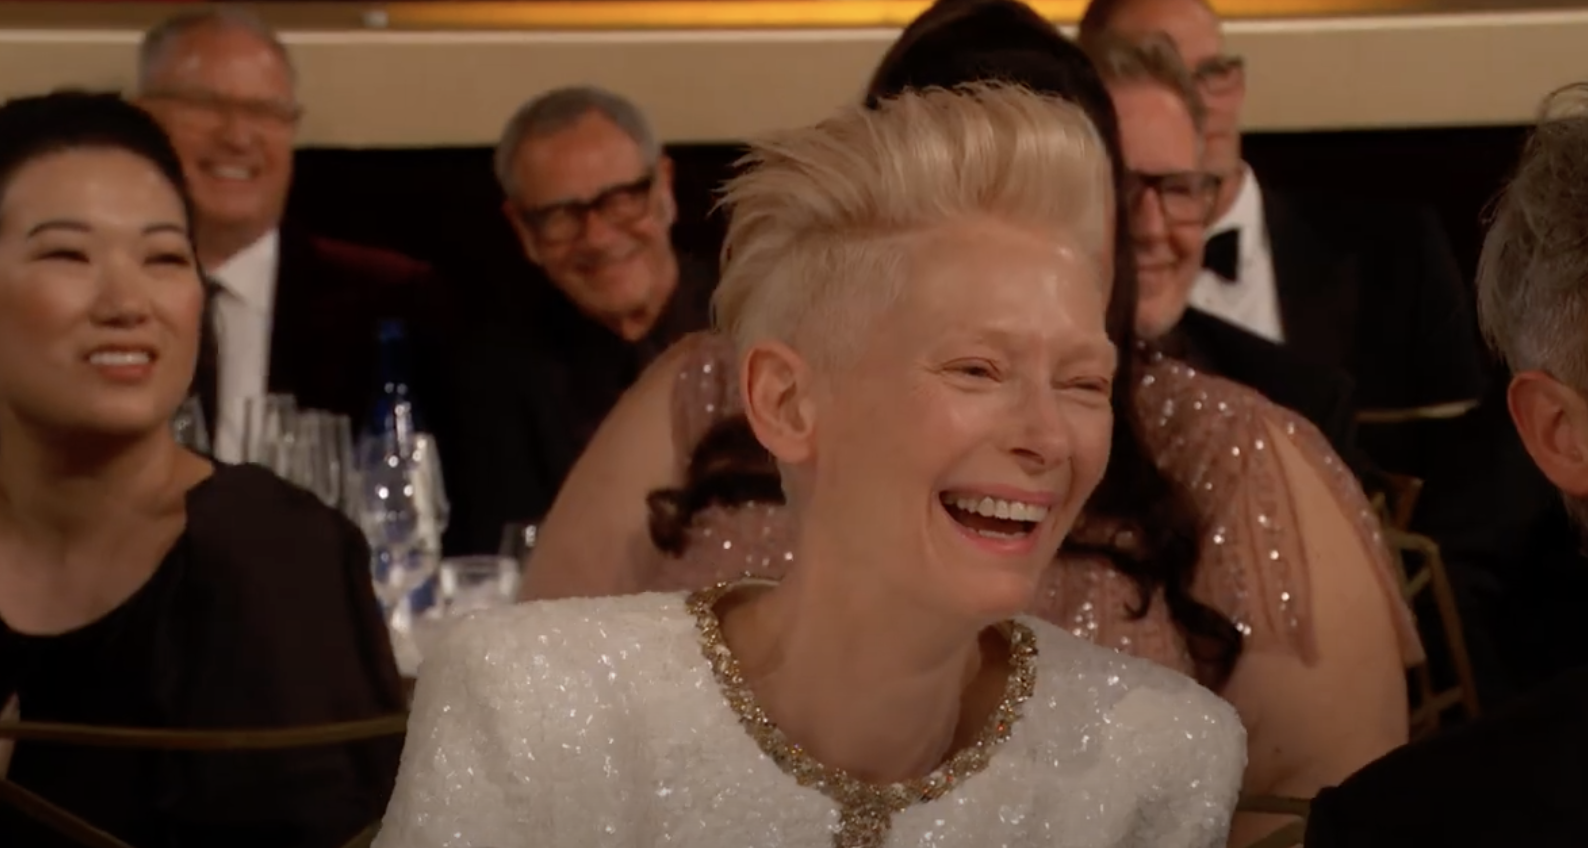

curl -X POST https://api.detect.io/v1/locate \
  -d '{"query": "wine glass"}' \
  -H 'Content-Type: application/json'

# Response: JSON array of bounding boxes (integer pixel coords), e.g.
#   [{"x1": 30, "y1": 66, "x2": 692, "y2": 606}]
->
[
  {"x1": 242, "y1": 394, "x2": 298, "y2": 474},
  {"x1": 290, "y1": 411, "x2": 355, "y2": 509}
]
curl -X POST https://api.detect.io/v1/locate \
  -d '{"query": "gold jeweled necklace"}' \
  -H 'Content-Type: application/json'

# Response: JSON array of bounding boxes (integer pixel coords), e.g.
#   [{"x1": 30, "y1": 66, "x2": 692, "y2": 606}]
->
[{"x1": 686, "y1": 581, "x2": 1038, "y2": 848}]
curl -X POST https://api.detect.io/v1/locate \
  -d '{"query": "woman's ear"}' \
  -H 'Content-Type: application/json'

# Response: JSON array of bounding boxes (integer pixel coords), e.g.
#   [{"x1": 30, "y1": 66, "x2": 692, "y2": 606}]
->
[
  {"x1": 740, "y1": 340, "x2": 817, "y2": 467},
  {"x1": 1510, "y1": 370, "x2": 1588, "y2": 500}
]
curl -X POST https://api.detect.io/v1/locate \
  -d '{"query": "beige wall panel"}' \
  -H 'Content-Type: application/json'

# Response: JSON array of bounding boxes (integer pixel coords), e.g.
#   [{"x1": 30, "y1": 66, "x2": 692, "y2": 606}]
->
[{"x1": 0, "y1": 9, "x2": 1583, "y2": 147}]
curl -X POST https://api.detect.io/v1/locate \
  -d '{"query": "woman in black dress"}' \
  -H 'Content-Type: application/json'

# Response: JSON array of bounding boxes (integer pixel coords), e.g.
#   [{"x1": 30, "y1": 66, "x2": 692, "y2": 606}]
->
[{"x1": 0, "y1": 92, "x2": 404, "y2": 848}]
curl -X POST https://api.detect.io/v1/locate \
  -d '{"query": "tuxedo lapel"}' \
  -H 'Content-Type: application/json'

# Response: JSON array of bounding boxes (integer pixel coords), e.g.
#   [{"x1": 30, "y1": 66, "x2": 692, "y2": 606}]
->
[{"x1": 1263, "y1": 188, "x2": 1358, "y2": 371}]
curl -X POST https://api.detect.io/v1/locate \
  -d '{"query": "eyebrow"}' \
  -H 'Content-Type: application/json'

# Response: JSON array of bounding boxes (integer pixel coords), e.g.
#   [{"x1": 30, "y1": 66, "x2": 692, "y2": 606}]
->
[{"x1": 26, "y1": 220, "x2": 188, "y2": 238}]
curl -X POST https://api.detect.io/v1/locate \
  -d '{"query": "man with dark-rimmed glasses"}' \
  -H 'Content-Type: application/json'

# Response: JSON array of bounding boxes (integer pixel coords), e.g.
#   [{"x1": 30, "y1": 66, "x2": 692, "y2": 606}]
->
[
  {"x1": 441, "y1": 86, "x2": 714, "y2": 555},
  {"x1": 1089, "y1": 31, "x2": 1360, "y2": 470},
  {"x1": 1079, "y1": 0, "x2": 1487, "y2": 429},
  {"x1": 1080, "y1": 0, "x2": 1564, "y2": 728}
]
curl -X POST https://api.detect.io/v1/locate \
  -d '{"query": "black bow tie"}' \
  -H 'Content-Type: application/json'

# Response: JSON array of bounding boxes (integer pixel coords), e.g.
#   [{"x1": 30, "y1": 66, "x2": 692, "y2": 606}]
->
[{"x1": 1203, "y1": 229, "x2": 1239, "y2": 283}]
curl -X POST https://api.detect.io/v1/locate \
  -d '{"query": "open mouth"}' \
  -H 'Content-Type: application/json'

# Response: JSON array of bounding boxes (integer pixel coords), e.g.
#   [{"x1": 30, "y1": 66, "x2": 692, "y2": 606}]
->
[
  {"x1": 940, "y1": 492, "x2": 1048, "y2": 540},
  {"x1": 88, "y1": 350, "x2": 154, "y2": 367}
]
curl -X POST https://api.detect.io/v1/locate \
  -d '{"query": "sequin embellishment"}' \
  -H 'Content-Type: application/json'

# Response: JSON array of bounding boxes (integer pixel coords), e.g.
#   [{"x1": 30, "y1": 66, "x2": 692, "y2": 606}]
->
[{"x1": 686, "y1": 581, "x2": 1038, "y2": 848}]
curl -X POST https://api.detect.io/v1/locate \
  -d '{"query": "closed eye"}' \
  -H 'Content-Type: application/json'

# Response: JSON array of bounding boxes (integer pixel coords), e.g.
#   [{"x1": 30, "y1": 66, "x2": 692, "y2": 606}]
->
[
  {"x1": 36, "y1": 248, "x2": 89, "y2": 263},
  {"x1": 949, "y1": 362, "x2": 999, "y2": 380},
  {"x1": 1062, "y1": 377, "x2": 1114, "y2": 396},
  {"x1": 148, "y1": 251, "x2": 194, "y2": 267}
]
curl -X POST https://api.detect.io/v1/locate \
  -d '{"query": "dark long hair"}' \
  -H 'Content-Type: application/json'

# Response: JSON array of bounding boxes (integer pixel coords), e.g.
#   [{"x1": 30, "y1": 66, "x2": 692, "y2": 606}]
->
[
  {"x1": 649, "y1": 0, "x2": 1242, "y2": 688},
  {"x1": 0, "y1": 91, "x2": 218, "y2": 407}
]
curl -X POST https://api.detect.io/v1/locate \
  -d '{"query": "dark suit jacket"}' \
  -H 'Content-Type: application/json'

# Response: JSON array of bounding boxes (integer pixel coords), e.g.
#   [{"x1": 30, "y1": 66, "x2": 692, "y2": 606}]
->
[
  {"x1": 439, "y1": 255, "x2": 716, "y2": 555},
  {"x1": 1263, "y1": 190, "x2": 1487, "y2": 419},
  {"x1": 1306, "y1": 665, "x2": 1588, "y2": 848},
  {"x1": 1167, "y1": 307, "x2": 1360, "y2": 470},
  {"x1": 195, "y1": 225, "x2": 442, "y2": 432}
]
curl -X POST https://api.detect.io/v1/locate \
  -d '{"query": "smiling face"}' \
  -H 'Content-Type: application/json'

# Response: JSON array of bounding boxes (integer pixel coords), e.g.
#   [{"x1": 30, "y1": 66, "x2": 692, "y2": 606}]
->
[
  {"x1": 506, "y1": 110, "x2": 679, "y2": 340},
  {"x1": 0, "y1": 147, "x2": 204, "y2": 439},
  {"x1": 769, "y1": 218, "x2": 1115, "y2": 621},
  {"x1": 1111, "y1": 80, "x2": 1207, "y2": 338},
  {"x1": 137, "y1": 23, "x2": 297, "y2": 263}
]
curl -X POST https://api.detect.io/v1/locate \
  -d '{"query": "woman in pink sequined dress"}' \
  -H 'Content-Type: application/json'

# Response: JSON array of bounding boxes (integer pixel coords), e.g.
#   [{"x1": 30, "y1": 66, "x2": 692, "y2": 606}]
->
[{"x1": 524, "y1": 3, "x2": 1422, "y2": 845}]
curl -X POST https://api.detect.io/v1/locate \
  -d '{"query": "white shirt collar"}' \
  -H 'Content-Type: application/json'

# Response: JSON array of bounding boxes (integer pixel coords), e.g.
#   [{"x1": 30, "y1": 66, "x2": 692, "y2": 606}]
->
[
  {"x1": 209, "y1": 230, "x2": 280, "y2": 311},
  {"x1": 1209, "y1": 163, "x2": 1263, "y2": 238}
]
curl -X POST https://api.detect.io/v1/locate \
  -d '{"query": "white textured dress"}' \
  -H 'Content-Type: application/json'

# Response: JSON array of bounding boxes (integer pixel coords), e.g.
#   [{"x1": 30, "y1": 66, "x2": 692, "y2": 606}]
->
[{"x1": 375, "y1": 585, "x2": 1246, "y2": 848}]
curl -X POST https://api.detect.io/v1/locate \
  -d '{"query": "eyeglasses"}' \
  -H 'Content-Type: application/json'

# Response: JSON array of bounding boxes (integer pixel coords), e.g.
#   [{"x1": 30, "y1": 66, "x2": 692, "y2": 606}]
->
[
  {"x1": 516, "y1": 173, "x2": 657, "y2": 244},
  {"x1": 1191, "y1": 55, "x2": 1245, "y2": 95},
  {"x1": 1125, "y1": 170, "x2": 1223, "y2": 225},
  {"x1": 142, "y1": 88, "x2": 303, "y2": 129}
]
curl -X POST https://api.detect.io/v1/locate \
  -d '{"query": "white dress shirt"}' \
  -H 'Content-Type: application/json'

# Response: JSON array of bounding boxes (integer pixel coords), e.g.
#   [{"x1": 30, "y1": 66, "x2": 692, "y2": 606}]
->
[
  {"x1": 1189, "y1": 165, "x2": 1286, "y2": 343},
  {"x1": 209, "y1": 231, "x2": 280, "y2": 463}
]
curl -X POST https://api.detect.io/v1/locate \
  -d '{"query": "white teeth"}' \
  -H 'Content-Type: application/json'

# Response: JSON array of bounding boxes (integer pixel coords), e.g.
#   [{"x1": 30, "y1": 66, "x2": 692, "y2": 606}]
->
[
  {"x1": 90, "y1": 351, "x2": 150, "y2": 366},
  {"x1": 208, "y1": 165, "x2": 254, "y2": 181},
  {"x1": 949, "y1": 495, "x2": 1050, "y2": 523},
  {"x1": 975, "y1": 529, "x2": 1026, "y2": 540}
]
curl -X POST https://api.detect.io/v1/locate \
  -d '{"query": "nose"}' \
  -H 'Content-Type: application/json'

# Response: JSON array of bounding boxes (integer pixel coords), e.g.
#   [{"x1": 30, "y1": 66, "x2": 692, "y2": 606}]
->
[
  {"x1": 1131, "y1": 188, "x2": 1169, "y2": 245},
  {"x1": 215, "y1": 107, "x2": 255, "y2": 150},
  {"x1": 578, "y1": 208, "x2": 626, "y2": 251},
  {"x1": 91, "y1": 259, "x2": 153, "y2": 328},
  {"x1": 1008, "y1": 386, "x2": 1075, "y2": 475}
]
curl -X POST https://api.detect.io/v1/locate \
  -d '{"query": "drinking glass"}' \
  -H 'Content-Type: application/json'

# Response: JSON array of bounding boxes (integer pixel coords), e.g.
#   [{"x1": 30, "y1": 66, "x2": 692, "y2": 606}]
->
[
  {"x1": 356, "y1": 437, "x2": 442, "y2": 612},
  {"x1": 498, "y1": 521, "x2": 538, "y2": 571},
  {"x1": 437, "y1": 555, "x2": 520, "y2": 616},
  {"x1": 290, "y1": 411, "x2": 354, "y2": 508},
  {"x1": 323, "y1": 413, "x2": 357, "y2": 514},
  {"x1": 171, "y1": 396, "x2": 210, "y2": 453},
  {"x1": 242, "y1": 394, "x2": 298, "y2": 474}
]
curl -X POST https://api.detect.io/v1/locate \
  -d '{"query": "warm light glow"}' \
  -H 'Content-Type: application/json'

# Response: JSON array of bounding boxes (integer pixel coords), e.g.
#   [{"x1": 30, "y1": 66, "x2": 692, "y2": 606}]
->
[{"x1": 382, "y1": 0, "x2": 1496, "y2": 32}]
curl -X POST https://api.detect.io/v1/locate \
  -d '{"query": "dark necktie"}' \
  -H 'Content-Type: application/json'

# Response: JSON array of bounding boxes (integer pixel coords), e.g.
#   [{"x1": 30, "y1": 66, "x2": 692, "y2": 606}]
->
[{"x1": 1203, "y1": 228, "x2": 1240, "y2": 283}]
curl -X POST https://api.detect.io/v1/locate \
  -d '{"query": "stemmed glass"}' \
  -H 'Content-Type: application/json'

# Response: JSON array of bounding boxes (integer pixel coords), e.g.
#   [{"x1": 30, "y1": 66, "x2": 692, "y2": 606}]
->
[
  {"x1": 242, "y1": 394, "x2": 298, "y2": 474},
  {"x1": 292, "y1": 411, "x2": 356, "y2": 511}
]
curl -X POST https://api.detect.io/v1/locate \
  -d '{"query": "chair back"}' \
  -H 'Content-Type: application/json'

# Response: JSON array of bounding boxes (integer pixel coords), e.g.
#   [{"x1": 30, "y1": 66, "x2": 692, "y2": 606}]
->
[
  {"x1": 1236, "y1": 793, "x2": 1310, "y2": 848},
  {"x1": 1371, "y1": 472, "x2": 1482, "y2": 738},
  {"x1": 0, "y1": 716, "x2": 407, "y2": 848}
]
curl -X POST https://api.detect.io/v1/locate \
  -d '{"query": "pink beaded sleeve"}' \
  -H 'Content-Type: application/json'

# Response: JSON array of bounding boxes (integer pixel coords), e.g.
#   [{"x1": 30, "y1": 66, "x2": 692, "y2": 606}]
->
[
  {"x1": 668, "y1": 333, "x2": 743, "y2": 466},
  {"x1": 1132, "y1": 354, "x2": 1425, "y2": 668}
]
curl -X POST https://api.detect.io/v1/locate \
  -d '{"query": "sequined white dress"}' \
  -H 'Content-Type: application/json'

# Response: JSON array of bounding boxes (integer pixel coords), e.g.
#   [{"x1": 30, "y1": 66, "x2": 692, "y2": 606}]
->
[{"x1": 375, "y1": 586, "x2": 1245, "y2": 848}]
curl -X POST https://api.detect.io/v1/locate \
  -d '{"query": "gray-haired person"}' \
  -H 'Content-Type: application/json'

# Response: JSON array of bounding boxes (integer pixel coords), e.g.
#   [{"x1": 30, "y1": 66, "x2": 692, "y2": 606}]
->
[
  {"x1": 440, "y1": 85, "x2": 717, "y2": 555},
  {"x1": 1306, "y1": 83, "x2": 1588, "y2": 848}
]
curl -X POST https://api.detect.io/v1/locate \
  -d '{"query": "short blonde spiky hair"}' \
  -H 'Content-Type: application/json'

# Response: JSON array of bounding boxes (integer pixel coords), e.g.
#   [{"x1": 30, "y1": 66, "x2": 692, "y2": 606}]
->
[{"x1": 713, "y1": 82, "x2": 1114, "y2": 366}]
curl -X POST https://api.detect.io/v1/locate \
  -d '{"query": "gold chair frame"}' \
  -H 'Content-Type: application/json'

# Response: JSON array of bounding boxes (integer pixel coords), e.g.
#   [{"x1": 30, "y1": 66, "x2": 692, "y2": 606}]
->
[{"x1": 1371, "y1": 472, "x2": 1482, "y2": 738}]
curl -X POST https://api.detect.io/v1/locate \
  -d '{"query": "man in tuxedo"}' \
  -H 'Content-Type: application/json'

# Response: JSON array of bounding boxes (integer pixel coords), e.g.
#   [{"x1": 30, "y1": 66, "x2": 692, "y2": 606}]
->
[
  {"x1": 1305, "y1": 84, "x2": 1588, "y2": 848},
  {"x1": 1079, "y1": 0, "x2": 1547, "y2": 710},
  {"x1": 136, "y1": 9, "x2": 436, "y2": 461},
  {"x1": 441, "y1": 86, "x2": 714, "y2": 554},
  {"x1": 1088, "y1": 32, "x2": 1358, "y2": 459},
  {"x1": 1078, "y1": 0, "x2": 1488, "y2": 471}
]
